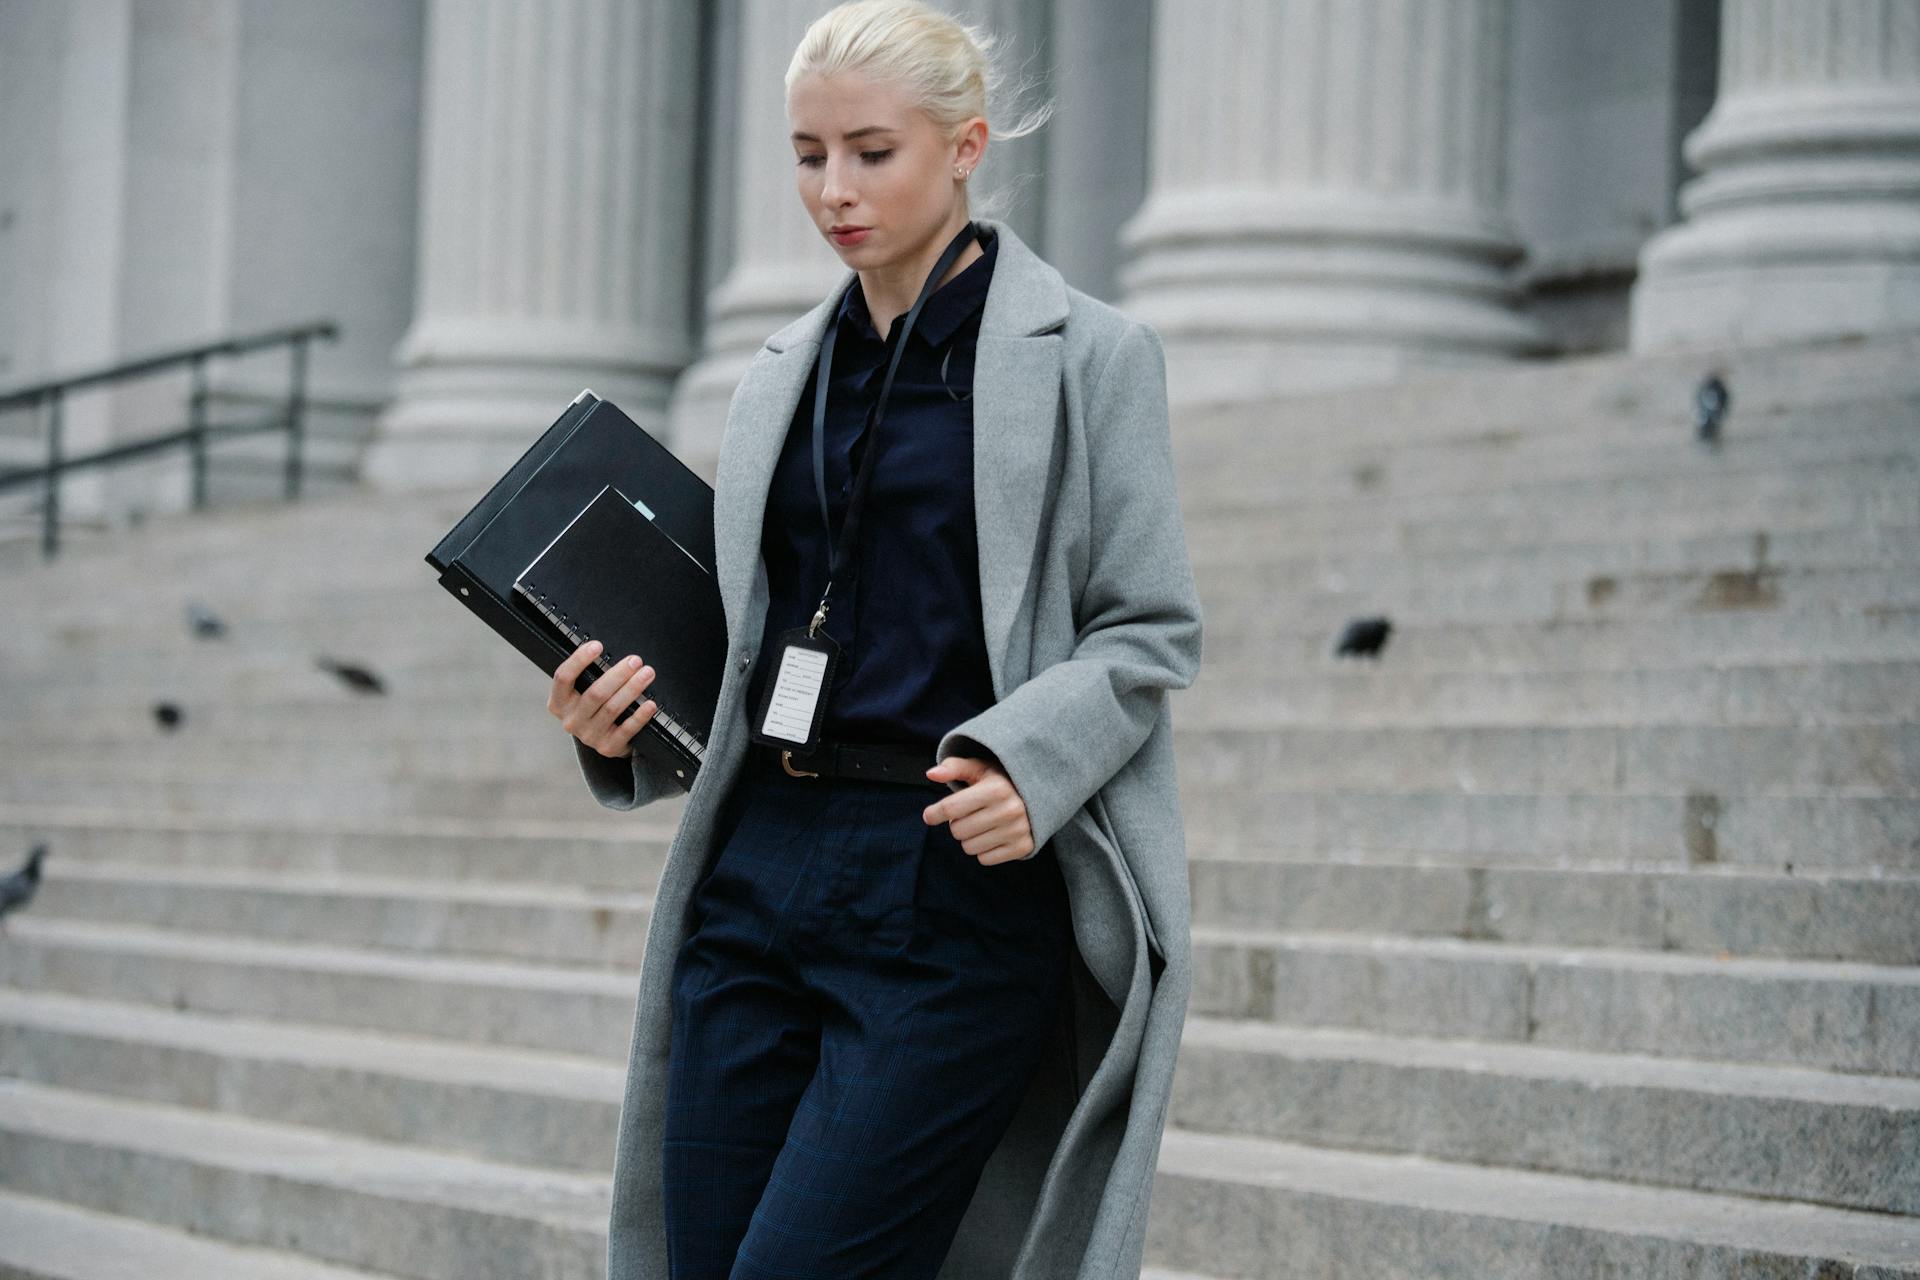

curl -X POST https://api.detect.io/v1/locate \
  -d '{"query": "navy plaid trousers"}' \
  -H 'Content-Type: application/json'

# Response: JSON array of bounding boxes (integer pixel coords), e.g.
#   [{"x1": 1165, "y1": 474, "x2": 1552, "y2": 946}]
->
[{"x1": 662, "y1": 746, "x2": 1073, "y2": 1279}]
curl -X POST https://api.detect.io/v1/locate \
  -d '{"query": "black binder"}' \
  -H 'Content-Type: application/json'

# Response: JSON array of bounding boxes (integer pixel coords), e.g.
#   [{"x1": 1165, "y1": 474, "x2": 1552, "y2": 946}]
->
[{"x1": 424, "y1": 390, "x2": 726, "y2": 790}]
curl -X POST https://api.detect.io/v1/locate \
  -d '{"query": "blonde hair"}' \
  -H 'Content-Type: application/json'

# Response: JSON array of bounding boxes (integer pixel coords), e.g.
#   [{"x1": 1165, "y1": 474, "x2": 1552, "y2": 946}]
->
[{"x1": 786, "y1": 0, "x2": 1054, "y2": 221}]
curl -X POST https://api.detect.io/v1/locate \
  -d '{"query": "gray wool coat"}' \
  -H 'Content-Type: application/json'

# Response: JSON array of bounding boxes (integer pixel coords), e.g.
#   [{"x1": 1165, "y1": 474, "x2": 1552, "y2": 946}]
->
[{"x1": 574, "y1": 214, "x2": 1204, "y2": 1279}]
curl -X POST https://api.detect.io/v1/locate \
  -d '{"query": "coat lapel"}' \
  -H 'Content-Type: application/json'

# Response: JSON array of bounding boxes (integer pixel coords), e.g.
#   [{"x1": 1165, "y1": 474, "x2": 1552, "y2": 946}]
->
[{"x1": 711, "y1": 216, "x2": 1068, "y2": 702}]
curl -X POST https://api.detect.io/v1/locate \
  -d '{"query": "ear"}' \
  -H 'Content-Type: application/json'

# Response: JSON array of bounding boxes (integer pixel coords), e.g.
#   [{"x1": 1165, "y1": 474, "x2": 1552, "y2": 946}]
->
[{"x1": 955, "y1": 116, "x2": 988, "y2": 172}]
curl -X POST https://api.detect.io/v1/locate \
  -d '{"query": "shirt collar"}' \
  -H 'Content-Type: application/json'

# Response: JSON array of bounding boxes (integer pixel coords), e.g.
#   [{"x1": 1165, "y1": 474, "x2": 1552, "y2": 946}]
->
[{"x1": 838, "y1": 226, "x2": 998, "y2": 349}]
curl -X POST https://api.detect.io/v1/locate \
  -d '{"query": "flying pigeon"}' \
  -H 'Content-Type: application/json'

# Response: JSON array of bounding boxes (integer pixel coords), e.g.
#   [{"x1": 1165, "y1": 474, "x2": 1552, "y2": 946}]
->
[
  {"x1": 1693, "y1": 373, "x2": 1729, "y2": 444},
  {"x1": 152, "y1": 700, "x2": 185, "y2": 730},
  {"x1": 0, "y1": 843, "x2": 48, "y2": 931},
  {"x1": 316, "y1": 657, "x2": 386, "y2": 695},
  {"x1": 185, "y1": 599, "x2": 228, "y2": 639},
  {"x1": 1335, "y1": 616, "x2": 1392, "y2": 658}
]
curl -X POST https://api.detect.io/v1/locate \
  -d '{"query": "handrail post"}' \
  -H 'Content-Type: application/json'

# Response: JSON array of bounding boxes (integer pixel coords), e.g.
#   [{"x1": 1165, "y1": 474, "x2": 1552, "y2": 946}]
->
[
  {"x1": 285, "y1": 334, "x2": 308, "y2": 501},
  {"x1": 188, "y1": 353, "x2": 209, "y2": 510},
  {"x1": 42, "y1": 389, "x2": 62, "y2": 561}
]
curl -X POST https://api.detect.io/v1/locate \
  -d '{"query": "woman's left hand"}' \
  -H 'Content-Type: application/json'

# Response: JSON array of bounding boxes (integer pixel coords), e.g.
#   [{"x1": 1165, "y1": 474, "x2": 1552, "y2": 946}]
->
[{"x1": 922, "y1": 755, "x2": 1035, "y2": 865}]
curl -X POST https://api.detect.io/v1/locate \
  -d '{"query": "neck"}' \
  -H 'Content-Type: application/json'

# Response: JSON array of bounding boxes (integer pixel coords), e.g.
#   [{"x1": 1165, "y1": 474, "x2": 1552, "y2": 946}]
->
[{"x1": 858, "y1": 212, "x2": 981, "y2": 342}]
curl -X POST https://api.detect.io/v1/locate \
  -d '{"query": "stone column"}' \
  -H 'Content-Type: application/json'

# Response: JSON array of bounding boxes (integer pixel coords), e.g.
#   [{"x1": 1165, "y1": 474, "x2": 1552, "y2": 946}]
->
[
  {"x1": 367, "y1": 0, "x2": 701, "y2": 492},
  {"x1": 1119, "y1": 0, "x2": 1550, "y2": 406},
  {"x1": 669, "y1": 0, "x2": 837, "y2": 480},
  {"x1": 1631, "y1": 0, "x2": 1920, "y2": 352}
]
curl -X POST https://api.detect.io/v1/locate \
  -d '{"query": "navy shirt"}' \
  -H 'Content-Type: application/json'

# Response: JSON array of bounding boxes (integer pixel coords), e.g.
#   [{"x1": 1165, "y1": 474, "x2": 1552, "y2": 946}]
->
[{"x1": 747, "y1": 224, "x2": 1000, "y2": 750}]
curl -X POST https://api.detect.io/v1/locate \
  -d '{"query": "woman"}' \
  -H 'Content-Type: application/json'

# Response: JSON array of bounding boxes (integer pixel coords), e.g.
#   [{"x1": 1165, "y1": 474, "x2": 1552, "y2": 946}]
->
[{"x1": 552, "y1": 2, "x2": 1203, "y2": 1277}]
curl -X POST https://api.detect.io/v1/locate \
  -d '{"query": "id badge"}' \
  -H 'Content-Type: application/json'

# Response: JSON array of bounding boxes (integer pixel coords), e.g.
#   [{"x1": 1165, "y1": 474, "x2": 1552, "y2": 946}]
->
[{"x1": 748, "y1": 625, "x2": 841, "y2": 752}]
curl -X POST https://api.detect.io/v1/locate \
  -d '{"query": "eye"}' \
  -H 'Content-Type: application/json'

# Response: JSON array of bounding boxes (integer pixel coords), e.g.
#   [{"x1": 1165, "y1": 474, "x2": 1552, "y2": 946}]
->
[{"x1": 794, "y1": 150, "x2": 893, "y2": 168}]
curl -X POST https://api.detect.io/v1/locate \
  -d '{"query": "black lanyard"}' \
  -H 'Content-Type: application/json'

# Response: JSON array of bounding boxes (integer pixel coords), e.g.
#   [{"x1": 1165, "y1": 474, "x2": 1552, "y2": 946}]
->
[{"x1": 803, "y1": 219, "x2": 980, "y2": 639}]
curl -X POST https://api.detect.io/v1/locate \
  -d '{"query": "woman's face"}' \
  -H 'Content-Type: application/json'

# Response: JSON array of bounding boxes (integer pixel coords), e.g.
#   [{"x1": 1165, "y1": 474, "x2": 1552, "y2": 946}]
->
[{"x1": 789, "y1": 69, "x2": 982, "y2": 266}]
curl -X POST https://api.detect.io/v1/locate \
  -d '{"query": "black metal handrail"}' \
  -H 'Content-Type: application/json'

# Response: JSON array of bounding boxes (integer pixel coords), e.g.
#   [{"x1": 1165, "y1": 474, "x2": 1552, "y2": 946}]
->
[{"x1": 0, "y1": 320, "x2": 340, "y2": 560}]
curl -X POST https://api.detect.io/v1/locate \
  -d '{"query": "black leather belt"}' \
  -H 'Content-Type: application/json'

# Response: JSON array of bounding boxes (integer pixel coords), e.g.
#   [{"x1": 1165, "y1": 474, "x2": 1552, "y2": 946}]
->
[{"x1": 754, "y1": 739, "x2": 940, "y2": 787}]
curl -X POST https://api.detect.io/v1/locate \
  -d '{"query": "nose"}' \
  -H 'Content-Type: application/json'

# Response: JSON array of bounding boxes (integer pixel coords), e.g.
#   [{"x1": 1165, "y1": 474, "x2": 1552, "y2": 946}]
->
[{"x1": 819, "y1": 152, "x2": 854, "y2": 212}]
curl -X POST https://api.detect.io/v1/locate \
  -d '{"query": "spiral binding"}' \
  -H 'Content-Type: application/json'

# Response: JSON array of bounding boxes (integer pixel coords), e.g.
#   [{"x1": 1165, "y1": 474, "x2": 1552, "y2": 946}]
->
[{"x1": 517, "y1": 581, "x2": 706, "y2": 762}]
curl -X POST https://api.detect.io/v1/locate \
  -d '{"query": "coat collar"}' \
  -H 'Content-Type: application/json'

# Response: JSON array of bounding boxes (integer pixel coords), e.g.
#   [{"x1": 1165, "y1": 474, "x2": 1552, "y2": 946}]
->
[{"x1": 714, "y1": 215, "x2": 1068, "y2": 701}]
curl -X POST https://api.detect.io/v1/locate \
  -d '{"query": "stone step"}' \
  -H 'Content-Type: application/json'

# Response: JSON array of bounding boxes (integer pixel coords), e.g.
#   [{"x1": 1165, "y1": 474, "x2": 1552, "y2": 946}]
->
[
  {"x1": 0, "y1": 810, "x2": 679, "y2": 892},
  {"x1": 1185, "y1": 447, "x2": 1916, "y2": 526},
  {"x1": 1173, "y1": 397, "x2": 1920, "y2": 503},
  {"x1": 1170, "y1": 1014, "x2": 1920, "y2": 1213},
  {"x1": 7, "y1": 722, "x2": 1913, "y2": 803},
  {"x1": 0, "y1": 1186, "x2": 413, "y2": 1280},
  {"x1": 0, "y1": 987, "x2": 621, "y2": 1174},
  {"x1": 1169, "y1": 723, "x2": 1920, "y2": 799},
  {"x1": 1197, "y1": 565, "x2": 1920, "y2": 634},
  {"x1": 1145, "y1": 1126, "x2": 1920, "y2": 1279},
  {"x1": 0, "y1": 916, "x2": 636, "y2": 1058},
  {"x1": 1177, "y1": 785, "x2": 1919, "y2": 870},
  {"x1": 29, "y1": 861, "x2": 655, "y2": 968},
  {"x1": 0, "y1": 1077, "x2": 607, "y2": 1280},
  {"x1": 1196, "y1": 605, "x2": 1920, "y2": 674},
  {"x1": 1185, "y1": 859, "x2": 1920, "y2": 964},
  {"x1": 1167, "y1": 327, "x2": 1920, "y2": 451},
  {"x1": 1188, "y1": 925, "x2": 1919, "y2": 1074},
  {"x1": 1181, "y1": 422, "x2": 1919, "y2": 526},
  {"x1": 1188, "y1": 518, "x2": 1919, "y2": 581},
  {"x1": 1185, "y1": 468, "x2": 1919, "y2": 558},
  {"x1": 1180, "y1": 658, "x2": 1920, "y2": 727}
]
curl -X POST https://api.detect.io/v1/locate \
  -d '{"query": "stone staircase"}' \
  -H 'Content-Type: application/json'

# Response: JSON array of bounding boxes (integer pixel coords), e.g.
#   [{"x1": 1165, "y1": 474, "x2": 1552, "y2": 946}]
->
[{"x1": 0, "y1": 328, "x2": 1915, "y2": 1277}]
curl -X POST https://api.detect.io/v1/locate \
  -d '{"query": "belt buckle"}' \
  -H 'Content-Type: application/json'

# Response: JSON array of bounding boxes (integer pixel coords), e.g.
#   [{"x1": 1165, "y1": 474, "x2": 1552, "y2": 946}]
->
[{"x1": 780, "y1": 748, "x2": 820, "y2": 778}]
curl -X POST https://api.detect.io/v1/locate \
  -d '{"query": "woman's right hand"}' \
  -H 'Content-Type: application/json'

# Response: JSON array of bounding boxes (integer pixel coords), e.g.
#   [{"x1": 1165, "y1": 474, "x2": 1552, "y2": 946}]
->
[{"x1": 550, "y1": 639, "x2": 660, "y2": 758}]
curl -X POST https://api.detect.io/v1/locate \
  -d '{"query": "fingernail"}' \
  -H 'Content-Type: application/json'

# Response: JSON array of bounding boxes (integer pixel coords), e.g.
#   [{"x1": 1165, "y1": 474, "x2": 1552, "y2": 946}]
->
[
  {"x1": 588, "y1": 640, "x2": 601, "y2": 653},
  {"x1": 626, "y1": 655, "x2": 640, "y2": 668}
]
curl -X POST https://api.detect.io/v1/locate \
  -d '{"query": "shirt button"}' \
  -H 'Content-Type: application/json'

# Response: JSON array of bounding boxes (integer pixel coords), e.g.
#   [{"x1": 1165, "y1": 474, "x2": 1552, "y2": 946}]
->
[{"x1": 738, "y1": 654, "x2": 750, "y2": 671}]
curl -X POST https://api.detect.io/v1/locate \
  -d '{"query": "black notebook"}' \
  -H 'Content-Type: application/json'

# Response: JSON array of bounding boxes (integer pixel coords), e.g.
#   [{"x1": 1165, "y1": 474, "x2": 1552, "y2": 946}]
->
[
  {"x1": 424, "y1": 390, "x2": 726, "y2": 790},
  {"x1": 513, "y1": 482, "x2": 726, "y2": 779}
]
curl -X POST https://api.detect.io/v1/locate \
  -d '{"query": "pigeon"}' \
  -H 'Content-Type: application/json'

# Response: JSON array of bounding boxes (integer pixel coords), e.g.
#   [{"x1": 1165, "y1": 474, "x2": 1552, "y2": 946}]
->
[
  {"x1": 315, "y1": 656, "x2": 386, "y2": 695},
  {"x1": 0, "y1": 842, "x2": 48, "y2": 930},
  {"x1": 152, "y1": 700, "x2": 185, "y2": 730},
  {"x1": 1693, "y1": 373, "x2": 1729, "y2": 444},
  {"x1": 185, "y1": 599, "x2": 228, "y2": 639},
  {"x1": 1335, "y1": 615, "x2": 1393, "y2": 658}
]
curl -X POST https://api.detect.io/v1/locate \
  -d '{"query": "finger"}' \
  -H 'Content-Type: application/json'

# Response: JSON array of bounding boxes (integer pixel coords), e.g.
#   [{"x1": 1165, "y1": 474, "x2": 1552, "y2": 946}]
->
[
  {"x1": 975, "y1": 841, "x2": 1025, "y2": 866},
  {"x1": 594, "y1": 663, "x2": 657, "y2": 730},
  {"x1": 616, "y1": 695, "x2": 658, "y2": 742},
  {"x1": 944, "y1": 788, "x2": 1019, "y2": 841},
  {"x1": 550, "y1": 640, "x2": 603, "y2": 710},
  {"x1": 928, "y1": 754, "x2": 986, "y2": 783},
  {"x1": 583, "y1": 654, "x2": 645, "y2": 711}
]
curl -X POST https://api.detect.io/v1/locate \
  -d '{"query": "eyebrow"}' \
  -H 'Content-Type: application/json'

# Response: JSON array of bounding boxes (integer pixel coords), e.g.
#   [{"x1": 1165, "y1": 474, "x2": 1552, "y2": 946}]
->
[{"x1": 790, "y1": 125, "x2": 898, "y2": 143}]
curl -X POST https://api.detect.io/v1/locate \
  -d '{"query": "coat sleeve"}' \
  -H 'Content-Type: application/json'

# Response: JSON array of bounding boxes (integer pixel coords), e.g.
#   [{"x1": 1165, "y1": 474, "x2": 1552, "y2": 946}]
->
[
  {"x1": 572, "y1": 735, "x2": 685, "y2": 810},
  {"x1": 934, "y1": 319, "x2": 1203, "y2": 856}
]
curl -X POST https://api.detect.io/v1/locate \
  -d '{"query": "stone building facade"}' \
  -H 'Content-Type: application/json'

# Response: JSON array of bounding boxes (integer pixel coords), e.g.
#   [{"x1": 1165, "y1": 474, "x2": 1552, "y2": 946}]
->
[{"x1": 1, "y1": 0, "x2": 1915, "y2": 512}]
